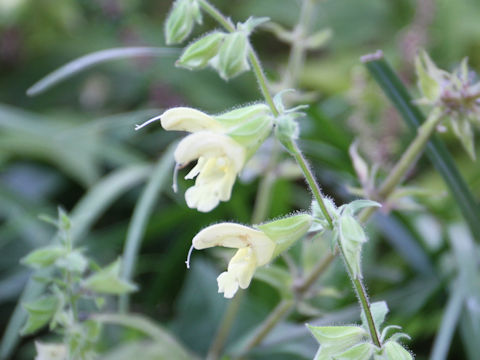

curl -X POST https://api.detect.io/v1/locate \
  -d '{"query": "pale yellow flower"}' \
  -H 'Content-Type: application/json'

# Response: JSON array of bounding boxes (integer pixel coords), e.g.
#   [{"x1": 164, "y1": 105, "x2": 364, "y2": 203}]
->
[
  {"x1": 135, "y1": 105, "x2": 273, "y2": 212},
  {"x1": 175, "y1": 131, "x2": 246, "y2": 212},
  {"x1": 192, "y1": 223, "x2": 275, "y2": 298}
]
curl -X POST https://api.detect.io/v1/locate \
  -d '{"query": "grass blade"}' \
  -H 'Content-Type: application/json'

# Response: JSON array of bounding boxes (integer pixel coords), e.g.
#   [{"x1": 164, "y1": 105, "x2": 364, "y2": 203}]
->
[
  {"x1": 27, "y1": 47, "x2": 178, "y2": 96},
  {"x1": 363, "y1": 54, "x2": 480, "y2": 239},
  {"x1": 429, "y1": 280, "x2": 464, "y2": 360},
  {"x1": 119, "y1": 145, "x2": 175, "y2": 312}
]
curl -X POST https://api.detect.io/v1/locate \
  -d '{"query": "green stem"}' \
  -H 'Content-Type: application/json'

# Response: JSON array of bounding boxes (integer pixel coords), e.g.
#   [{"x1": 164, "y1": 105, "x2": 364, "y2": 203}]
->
[
  {"x1": 336, "y1": 244, "x2": 381, "y2": 348},
  {"x1": 378, "y1": 110, "x2": 442, "y2": 199},
  {"x1": 353, "y1": 277, "x2": 381, "y2": 347},
  {"x1": 358, "y1": 110, "x2": 442, "y2": 223},
  {"x1": 237, "y1": 300, "x2": 294, "y2": 358},
  {"x1": 206, "y1": 291, "x2": 245, "y2": 360},
  {"x1": 295, "y1": 252, "x2": 336, "y2": 295},
  {"x1": 248, "y1": 50, "x2": 279, "y2": 116},
  {"x1": 197, "y1": 0, "x2": 235, "y2": 32},
  {"x1": 284, "y1": 0, "x2": 315, "y2": 87},
  {"x1": 198, "y1": 0, "x2": 279, "y2": 116},
  {"x1": 287, "y1": 139, "x2": 334, "y2": 228}
]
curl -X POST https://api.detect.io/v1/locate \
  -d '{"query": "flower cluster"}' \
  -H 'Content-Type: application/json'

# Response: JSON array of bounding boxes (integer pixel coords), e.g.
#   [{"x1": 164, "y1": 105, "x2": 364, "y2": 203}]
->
[{"x1": 416, "y1": 51, "x2": 480, "y2": 159}]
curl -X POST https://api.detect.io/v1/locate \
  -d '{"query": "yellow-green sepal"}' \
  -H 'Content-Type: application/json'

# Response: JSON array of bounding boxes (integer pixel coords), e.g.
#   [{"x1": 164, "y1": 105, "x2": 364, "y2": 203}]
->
[
  {"x1": 256, "y1": 214, "x2": 312, "y2": 257},
  {"x1": 176, "y1": 31, "x2": 226, "y2": 70}
]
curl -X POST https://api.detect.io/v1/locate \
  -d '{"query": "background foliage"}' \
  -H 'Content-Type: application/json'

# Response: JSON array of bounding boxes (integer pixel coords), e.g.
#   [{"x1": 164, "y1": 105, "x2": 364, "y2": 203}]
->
[{"x1": 1, "y1": 0, "x2": 479, "y2": 359}]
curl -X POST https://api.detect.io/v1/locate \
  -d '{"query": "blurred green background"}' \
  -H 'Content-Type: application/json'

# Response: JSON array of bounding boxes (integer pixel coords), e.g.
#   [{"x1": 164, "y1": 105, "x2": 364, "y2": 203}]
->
[{"x1": 1, "y1": 0, "x2": 480, "y2": 359}]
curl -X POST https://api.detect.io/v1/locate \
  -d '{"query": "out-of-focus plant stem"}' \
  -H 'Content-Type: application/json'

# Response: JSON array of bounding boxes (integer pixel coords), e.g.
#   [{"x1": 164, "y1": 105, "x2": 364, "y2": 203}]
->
[
  {"x1": 359, "y1": 110, "x2": 442, "y2": 222},
  {"x1": 362, "y1": 54, "x2": 480, "y2": 239}
]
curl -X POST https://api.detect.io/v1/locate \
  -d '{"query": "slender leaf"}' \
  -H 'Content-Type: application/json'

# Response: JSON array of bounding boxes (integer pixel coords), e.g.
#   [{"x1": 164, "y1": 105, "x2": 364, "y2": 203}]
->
[
  {"x1": 119, "y1": 144, "x2": 175, "y2": 312},
  {"x1": 429, "y1": 280, "x2": 464, "y2": 360},
  {"x1": 27, "y1": 47, "x2": 179, "y2": 96}
]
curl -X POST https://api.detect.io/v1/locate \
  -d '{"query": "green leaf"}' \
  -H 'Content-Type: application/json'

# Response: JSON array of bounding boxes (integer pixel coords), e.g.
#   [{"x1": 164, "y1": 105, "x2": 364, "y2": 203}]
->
[
  {"x1": 21, "y1": 296, "x2": 58, "y2": 335},
  {"x1": 361, "y1": 301, "x2": 389, "y2": 332},
  {"x1": 20, "y1": 246, "x2": 66, "y2": 269},
  {"x1": 27, "y1": 47, "x2": 177, "y2": 96},
  {"x1": 343, "y1": 200, "x2": 381, "y2": 216},
  {"x1": 83, "y1": 259, "x2": 137, "y2": 295},
  {"x1": 119, "y1": 145, "x2": 175, "y2": 312}
]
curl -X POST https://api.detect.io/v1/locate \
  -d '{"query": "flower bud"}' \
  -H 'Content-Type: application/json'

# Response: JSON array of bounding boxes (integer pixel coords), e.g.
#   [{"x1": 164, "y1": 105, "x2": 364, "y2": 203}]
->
[
  {"x1": 256, "y1": 214, "x2": 312, "y2": 257},
  {"x1": 177, "y1": 32, "x2": 226, "y2": 70},
  {"x1": 165, "y1": 0, "x2": 202, "y2": 45},
  {"x1": 210, "y1": 31, "x2": 250, "y2": 80},
  {"x1": 215, "y1": 104, "x2": 274, "y2": 157}
]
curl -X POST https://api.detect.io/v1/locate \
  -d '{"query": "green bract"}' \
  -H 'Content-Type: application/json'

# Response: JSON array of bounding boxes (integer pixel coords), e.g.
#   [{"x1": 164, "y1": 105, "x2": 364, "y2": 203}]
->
[
  {"x1": 21, "y1": 296, "x2": 59, "y2": 335},
  {"x1": 83, "y1": 259, "x2": 137, "y2": 295},
  {"x1": 165, "y1": 0, "x2": 202, "y2": 45},
  {"x1": 377, "y1": 341, "x2": 413, "y2": 360},
  {"x1": 21, "y1": 246, "x2": 66, "y2": 269},
  {"x1": 308, "y1": 325, "x2": 367, "y2": 360}
]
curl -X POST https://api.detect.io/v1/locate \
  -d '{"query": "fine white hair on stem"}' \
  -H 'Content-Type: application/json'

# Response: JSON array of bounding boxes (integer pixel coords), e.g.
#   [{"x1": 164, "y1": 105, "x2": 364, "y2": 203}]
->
[
  {"x1": 135, "y1": 115, "x2": 162, "y2": 131},
  {"x1": 185, "y1": 244, "x2": 195, "y2": 269}
]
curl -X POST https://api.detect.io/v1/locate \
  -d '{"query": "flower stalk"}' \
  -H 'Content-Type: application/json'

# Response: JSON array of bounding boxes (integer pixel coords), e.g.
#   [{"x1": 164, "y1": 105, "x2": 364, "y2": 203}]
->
[{"x1": 197, "y1": 0, "x2": 279, "y2": 116}]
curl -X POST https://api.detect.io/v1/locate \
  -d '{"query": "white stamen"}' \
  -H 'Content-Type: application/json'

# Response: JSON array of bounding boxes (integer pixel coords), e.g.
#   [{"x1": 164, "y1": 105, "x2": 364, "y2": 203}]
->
[
  {"x1": 172, "y1": 164, "x2": 180, "y2": 193},
  {"x1": 185, "y1": 243, "x2": 195, "y2": 269},
  {"x1": 134, "y1": 115, "x2": 162, "y2": 131}
]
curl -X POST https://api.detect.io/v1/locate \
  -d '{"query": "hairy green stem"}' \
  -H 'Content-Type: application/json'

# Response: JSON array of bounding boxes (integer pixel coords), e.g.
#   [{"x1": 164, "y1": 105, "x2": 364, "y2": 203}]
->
[
  {"x1": 353, "y1": 278, "x2": 381, "y2": 346},
  {"x1": 198, "y1": 0, "x2": 279, "y2": 116},
  {"x1": 197, "y1": 0, "x2": 235, "y2": 32},
  {"x1": 287, "y1": 139, "x2": 334, "y2": 228}
]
